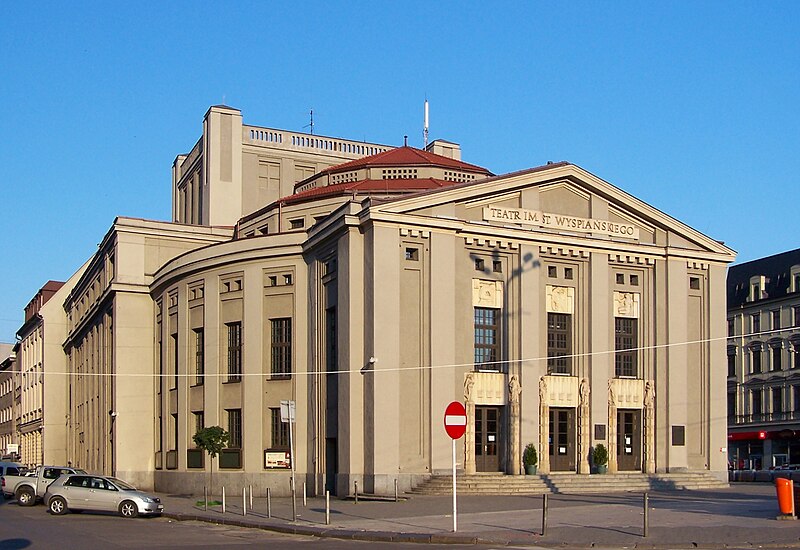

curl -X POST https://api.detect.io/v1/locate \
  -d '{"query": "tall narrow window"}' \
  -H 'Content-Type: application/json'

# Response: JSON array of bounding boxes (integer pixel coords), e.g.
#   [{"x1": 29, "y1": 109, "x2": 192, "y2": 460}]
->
[
  {"x1": 772, "y1": 387, "x2": 782, "y2": 416},
  {"x1": 751, "y1": 314, "x2": 761, "y2": 334},
  {"x1": 794, "y1": 385, "x2": 800, "y2": 412},
  {"x1": 727, "y1": 346, "x2": 736, "y2": 377},
  {"x1": 547, "y1": 313, "x2": 572, "y2": 374},
  {"x1": 227, "y1": 408, "x2": 242, "y2": 448},
  {"x1": 474, "y1": 307, "x2": 500, "y2": 371},
  {"x1": 771, "y1": 342, "x2": 782, "y2": 371},
  {"x1": 772, "y1": 310, "x2": 781, "y2": 331},
  {"x1": 793, "y1": 340, "x2": 800, "y2": 369},
  {"x1": 751, "y1": 344, "x2": 762, "y2": 374},
  {"x1": 194, "y1": 328, "x2": 204, "y2": 385},
  {"x1": 171, "y1": 333, "x2": 178, "y2": 390},
  {"x1": 752, "y1": 389, "x2": 762, "y2": 416},
  {"x1": 794, "y1": 306, "x2": 800, "y2": 327},
  {"x1": 193, "y1": 411, "x2": 204, "y2": 438},
  {"x1": 270, "y1": 408, "x2": 289, "y2": 449},
  {"x1": 615, "y1": 317, "x2": 638, "y2": 377},
  {"x1": 226, "y1": 322, "x2": 242, "y2": 382},
  {"x1": 271, "y1": 318, "x2": 292, "y2": 377},
  {"x1": 727, "y1": 318, "x2": 734, "y2": 337}
]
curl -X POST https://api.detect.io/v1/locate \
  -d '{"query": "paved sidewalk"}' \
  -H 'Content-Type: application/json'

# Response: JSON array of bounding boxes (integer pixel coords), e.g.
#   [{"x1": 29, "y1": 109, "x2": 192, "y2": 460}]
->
[{"x1": 160, "y1": 483, "x2": 800, "y2": 548}]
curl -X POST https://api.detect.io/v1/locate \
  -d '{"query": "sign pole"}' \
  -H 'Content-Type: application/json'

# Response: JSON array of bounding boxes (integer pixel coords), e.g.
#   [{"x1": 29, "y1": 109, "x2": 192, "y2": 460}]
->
[
  {"x1": 289, "y1": 406, "x2": 296, "y2": 522},
  {"x1": 452, "y1": 437, "x2": 457, "y2": 532}
]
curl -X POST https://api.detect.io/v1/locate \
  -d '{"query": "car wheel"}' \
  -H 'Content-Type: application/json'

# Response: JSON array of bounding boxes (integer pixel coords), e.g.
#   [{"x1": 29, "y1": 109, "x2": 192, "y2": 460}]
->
[
  {"x1": 48, "y1": 496, "x2": 68, "y2": 515},
  {"x1": 16, "y1": 487, "x2": 35, "y2": 506},
  {"x1": 119, "y1": 500, "x2": 138, "y2": 518}
]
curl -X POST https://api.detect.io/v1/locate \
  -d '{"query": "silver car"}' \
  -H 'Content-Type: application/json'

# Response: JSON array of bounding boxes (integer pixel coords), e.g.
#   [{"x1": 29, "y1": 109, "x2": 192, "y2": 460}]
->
[{"x1": 45, "y1": 474, "x2": 163, "y2": 518}]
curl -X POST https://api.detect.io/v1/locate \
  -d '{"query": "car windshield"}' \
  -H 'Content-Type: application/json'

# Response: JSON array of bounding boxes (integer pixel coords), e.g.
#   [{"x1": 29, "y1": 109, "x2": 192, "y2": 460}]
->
[{"x1": 108, "y1": 477, "x2": 136, "y2": 490}]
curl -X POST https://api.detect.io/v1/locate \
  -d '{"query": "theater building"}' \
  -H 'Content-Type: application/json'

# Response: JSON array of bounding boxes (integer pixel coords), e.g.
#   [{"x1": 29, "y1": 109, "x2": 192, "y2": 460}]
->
[{"x1": 151, "y1": 134, "x2": 736, "y2": 496}]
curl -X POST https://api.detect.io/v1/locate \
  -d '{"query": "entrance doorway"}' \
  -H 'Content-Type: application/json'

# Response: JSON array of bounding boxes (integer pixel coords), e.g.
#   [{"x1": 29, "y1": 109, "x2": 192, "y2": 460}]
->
[
  {"x1": 549, "y1": 408, "x2": 576, "y2": 471},
  {"x1": 617, "y1": 409, "x2": 642, "y2": 471},
  {"x1": 475, "y1": 406, "x2": 501, "y2": 472}
]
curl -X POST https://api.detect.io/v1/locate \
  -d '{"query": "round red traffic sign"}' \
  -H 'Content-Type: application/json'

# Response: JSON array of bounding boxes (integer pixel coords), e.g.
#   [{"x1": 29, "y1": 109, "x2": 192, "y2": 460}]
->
[{"x1": 444, "y1": 401, "x2": 467, "y2": 439}]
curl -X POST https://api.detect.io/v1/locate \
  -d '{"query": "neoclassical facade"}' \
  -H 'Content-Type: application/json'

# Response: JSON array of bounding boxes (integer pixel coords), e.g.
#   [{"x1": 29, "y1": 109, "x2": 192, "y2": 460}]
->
[
  {"x1": 151, "y1": 143, "x2": 735, "y2": 496},
  {"x1": 727, "y1": 248, "x2": 800, "y2": 469}
]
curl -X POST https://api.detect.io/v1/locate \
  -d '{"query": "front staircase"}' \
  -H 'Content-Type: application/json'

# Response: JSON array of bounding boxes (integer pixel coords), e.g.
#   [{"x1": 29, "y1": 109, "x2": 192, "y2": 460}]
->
[
  {"x1": 409, "y1": 472, "x2": 549, "y2": 495},
  {"x1": 409, "y1": 471, "x2": 728, "y2": 496}
]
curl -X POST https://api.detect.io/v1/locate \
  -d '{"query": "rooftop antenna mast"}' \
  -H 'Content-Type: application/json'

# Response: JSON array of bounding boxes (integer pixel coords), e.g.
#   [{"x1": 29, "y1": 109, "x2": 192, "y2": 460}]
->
[
  {"x1": 304, "y1": 109, "x2": 314, "y2": 135},
  {"x1": 423, "y1": 99, "x2": 429, "y2": 149}
]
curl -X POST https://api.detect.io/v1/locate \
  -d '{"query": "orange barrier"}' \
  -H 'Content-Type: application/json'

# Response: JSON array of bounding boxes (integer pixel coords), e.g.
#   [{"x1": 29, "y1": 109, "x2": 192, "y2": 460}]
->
[{"x1": 776, "y1": 478, "x2": 795, "y2": 516}]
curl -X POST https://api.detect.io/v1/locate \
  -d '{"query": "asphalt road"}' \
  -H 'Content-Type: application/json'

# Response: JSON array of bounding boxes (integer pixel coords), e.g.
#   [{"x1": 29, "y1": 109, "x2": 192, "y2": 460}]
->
[{"x1": 0, "y1": 498, "x2": 481, "y2": 550}]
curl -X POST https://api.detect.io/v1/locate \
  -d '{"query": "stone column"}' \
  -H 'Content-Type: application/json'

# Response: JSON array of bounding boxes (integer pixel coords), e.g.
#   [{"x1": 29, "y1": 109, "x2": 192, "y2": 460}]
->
[
  {"x1": 538, "y1": 377, "x2": 550, "y2": 474},
  {"x1": 464, "y1": 373, "x2": 476, "y2": 474},
  {"x1": 608, "y1": 380, "x2": 618, "y2": 473},
  {"x1": 644, "y1": 380, "x2": 656, "y2": 474},
  {"x1": 508, "y1": 375, "x2": 522, "y2": 475},
  {"x1": 578, "y1": 378, "x2": 590, "y2": 474}
]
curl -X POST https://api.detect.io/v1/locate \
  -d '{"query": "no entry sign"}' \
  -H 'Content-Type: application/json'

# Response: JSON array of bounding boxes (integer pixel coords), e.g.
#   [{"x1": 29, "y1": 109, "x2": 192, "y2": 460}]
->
[{"x1": 444, "y1": 401, "x2": 467, "y2": 439}]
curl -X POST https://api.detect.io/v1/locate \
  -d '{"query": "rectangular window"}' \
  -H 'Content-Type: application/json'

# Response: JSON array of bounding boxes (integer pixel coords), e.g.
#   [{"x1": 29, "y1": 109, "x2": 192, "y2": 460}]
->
[
  {"x1": 727, "y1": 347, "x2": 736, "y2": 377},
  {"x1": 547, "y1": 313, "x2": 572, "y2": 375},
  {"x1": 290, "y1": 218, "x2": 304, "y2": 229},
  {"x1": 795, "y1": 273, "x2": 800, "y2": 292},
  {"x1": 773, "y1": 387, "x2": 782, "y2": 414},
  {"x1": 614, "y1": 317, "x2": 638, "y2": 377},
  {"x1": 794, "y1": 342, "x2": 800, "y2": 369},
  {"x1": 271, "y1": 318, "x2": 292, "y2": 376},
  {"x1": 270, "y1": 408, "x2": 289, "y2": 449},
  {"x1": 474, "y1": 307, "x2": 500, "y2": 371},
  {"x1": 794, "y1": 386, "x2": 800, "y2": 412},
  {"x1": 194, "y1": 328, "x2": 204, "y2": 385},
  {"x1": 405, "y1": 247, "x2": 418, "y2": 261},
  {"x1": 728, "y1": 391, "x2": 736, "y2": 418},
  {"x1": 227, "y1": 409, "x2": 242, "y2": 448},
  {"x1": 226, "y1": 322, "x2": 242, "y2": 382},
  {"x1": 171, "y1": 334, "x2": 178, "y2": 390},
  {"x1": 794, "y1": 306, "x2": 800, "y2": 327},
  {"x1": 751, "y1": 314, "x2": 761, "y2": 334},
  {"x1": 752, "y1": 389, "x2": 762, "y2": 415},
  {"x1": 772, "y1": 310, "x2": 781, "y2": 331},
  {"x1": 772, "y1": 344, "x2": 782, "y2": 371},
  {"x1": 193, "y1": 411, "x2": 204, "y2": 439},
  {"x1": 751, "y1": 347, "x2": 762, "y2": 374},
  {"x1": 727, "y1": 318, "x2": 734, "y2": 337}
]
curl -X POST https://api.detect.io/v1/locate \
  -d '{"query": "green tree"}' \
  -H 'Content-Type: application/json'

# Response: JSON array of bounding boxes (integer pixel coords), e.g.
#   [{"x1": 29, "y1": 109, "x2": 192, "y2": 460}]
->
[{"x1": 193, "y1": 426, "x2": 229, "y2": 499}]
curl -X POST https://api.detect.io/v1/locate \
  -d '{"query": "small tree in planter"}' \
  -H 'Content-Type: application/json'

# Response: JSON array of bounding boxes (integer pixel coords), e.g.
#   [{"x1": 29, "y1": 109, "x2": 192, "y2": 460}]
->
[
  {"x1": 523, "y1": 443, "x2": 538, "y2": 475},
  {"x1": 592, "y1": 443, "x2": 608, "y2": 474},
  {"x1": 193, "y1": 426, "x2": 229, "y2": 502}
]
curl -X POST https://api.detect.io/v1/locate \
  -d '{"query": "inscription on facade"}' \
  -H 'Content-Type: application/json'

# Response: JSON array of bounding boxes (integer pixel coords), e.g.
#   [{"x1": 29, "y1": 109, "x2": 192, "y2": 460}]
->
[{"x1": 482, "y1": 206, "x2": 639, "y2": 239}]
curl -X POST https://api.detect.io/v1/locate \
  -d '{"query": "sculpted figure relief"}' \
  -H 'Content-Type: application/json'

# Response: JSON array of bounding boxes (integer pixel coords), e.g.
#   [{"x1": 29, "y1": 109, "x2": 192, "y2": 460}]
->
[
  {"x1": 508, "y1": 375, "x2": 522, "y2": 404},
  {"x1": 464, "y1": 373, "x2": 475, "y2": 402},
  {"x1": 579, "y1": 378, "x2": 590, "y2": 406}
]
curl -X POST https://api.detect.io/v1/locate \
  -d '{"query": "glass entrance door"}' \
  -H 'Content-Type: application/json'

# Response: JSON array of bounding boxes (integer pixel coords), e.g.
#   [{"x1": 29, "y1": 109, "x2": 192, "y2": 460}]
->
[
  {"x1": 617, "y1": 409, "x2": 642, "y2": 471},
  {"x1": 475, "y1": 406, "x2": 501, "y2": 472},
  {"x1": 549, "y1": 408, "x2": 576, "y2": 471}
]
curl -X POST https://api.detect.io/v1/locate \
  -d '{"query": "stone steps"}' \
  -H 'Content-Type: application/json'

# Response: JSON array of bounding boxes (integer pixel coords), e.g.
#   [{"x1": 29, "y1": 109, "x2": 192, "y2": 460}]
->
[{"x1": 409, "y1": 471, "x2": 728, "y2": 496}]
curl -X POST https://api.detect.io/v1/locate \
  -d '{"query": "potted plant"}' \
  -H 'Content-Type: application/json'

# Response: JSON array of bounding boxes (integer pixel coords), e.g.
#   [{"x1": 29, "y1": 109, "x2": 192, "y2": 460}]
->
[
  {"x1": 593, "y1": 443, "x2": 608, "y2": 474},
  {"x1": 523, "y1": 443, "x2": 538, "y2": 475}
]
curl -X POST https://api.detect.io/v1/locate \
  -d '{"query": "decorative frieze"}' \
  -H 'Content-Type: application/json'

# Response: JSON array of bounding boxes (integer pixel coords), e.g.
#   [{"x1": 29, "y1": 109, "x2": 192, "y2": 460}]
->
[
  {"x1": 541, "y1": 375, "x2": 579, "y2": 408},
  {"x1": 472, "y1": 279, "x2": 504, "y2": 308},
  {"x1": 609, "y1": 254, "x2": 656, "y2": 266},
  {"x1": 399, "y1": 228, "x2": 430, "y2": 239},
  {"x1": 539, "y1": 245, "x2": 590, "y2": 259},
  {"x1": 464, "y1": 236, "x2": 519, "y2": 250},
  {"x1": 546, "y1": 285, "x2": 575, "y2": 314},
  {"x1": 613, "y1": 291, "x2": 640, "y2": 319}
]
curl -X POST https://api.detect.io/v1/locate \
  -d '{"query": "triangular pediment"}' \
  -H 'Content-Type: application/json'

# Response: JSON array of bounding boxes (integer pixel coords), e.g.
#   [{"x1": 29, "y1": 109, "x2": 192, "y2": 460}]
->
[{"x1": 368, "y1": 162, "x2": 735, "y2": 260}]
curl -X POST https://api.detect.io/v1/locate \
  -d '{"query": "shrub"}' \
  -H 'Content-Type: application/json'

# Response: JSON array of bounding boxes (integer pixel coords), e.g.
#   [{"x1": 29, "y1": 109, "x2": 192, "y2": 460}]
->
[
  {"x1": 592, "y1": 443, "x2": 608, "y2": 466},
  {"x1": 523, "y1": 443, "x2": 538, "y2": 466}
]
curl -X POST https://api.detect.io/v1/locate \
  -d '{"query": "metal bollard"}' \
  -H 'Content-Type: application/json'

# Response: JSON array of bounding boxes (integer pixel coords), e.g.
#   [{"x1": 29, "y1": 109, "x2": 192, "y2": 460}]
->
[
  {"x1": 643, "y1": 492, "x2": 649, "y2": 538},
  {"x1": 303, "y1": 481, "x2": 307, "y2": 507},
  {"x1": 354, "y1": 480, "x2": 358, "y2": 504},
  {"x1": 394, "y1": 479, "x2": 398, "y2": 502},
  {"x1": 222, "y1": 486, "x2": 226, "y2": 514},
  {"x1": 291, "y1": 477, "x2": 297, "y2": 522},
  {"x1": 542, "y1": 493, "x2": 548, "y2": 536},
  {"x1": 250, "y1": 484, "x2": 253, "y2": 510},
  {"x1": 243, "y1": 487, "x2": 247, "y2": 516},
  {"x1": 267, "y1": 487, "x2": 272, "y2": 518},
  {"x1": 325, "y1": 490, "x2": 330, "y2": 525},
  {"x1": 204, "y1": 486, "x2": 207, "y2": 512}
]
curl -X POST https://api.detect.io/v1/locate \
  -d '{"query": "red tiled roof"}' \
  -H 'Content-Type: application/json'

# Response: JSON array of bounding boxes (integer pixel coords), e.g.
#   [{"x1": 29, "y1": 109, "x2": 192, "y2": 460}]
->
[
  {"x1": 280, "y1": 178, "x2": 458, "y2": 206},
  {"x1": 319, "y1": 146, "x2": 491, "y2": 175}
]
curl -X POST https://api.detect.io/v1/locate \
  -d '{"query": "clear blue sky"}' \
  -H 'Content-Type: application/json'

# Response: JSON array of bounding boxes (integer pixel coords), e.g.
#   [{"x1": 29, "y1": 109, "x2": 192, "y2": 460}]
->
[{"x1": 1, "y1": 2, "x2": 798, "y2": 342}]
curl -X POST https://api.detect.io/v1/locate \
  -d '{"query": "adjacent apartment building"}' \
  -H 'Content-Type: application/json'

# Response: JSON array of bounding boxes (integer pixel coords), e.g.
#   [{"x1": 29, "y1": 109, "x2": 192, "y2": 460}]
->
[
  {"x1": 30, "y1": 105, "x2": 736, "y2": 494},
  {"x1": 727, "y1": 248, "x2": 800, "y2": 470},
  {"x1": 0, "y1": 343, "x2": 15, "y2": 460}
]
